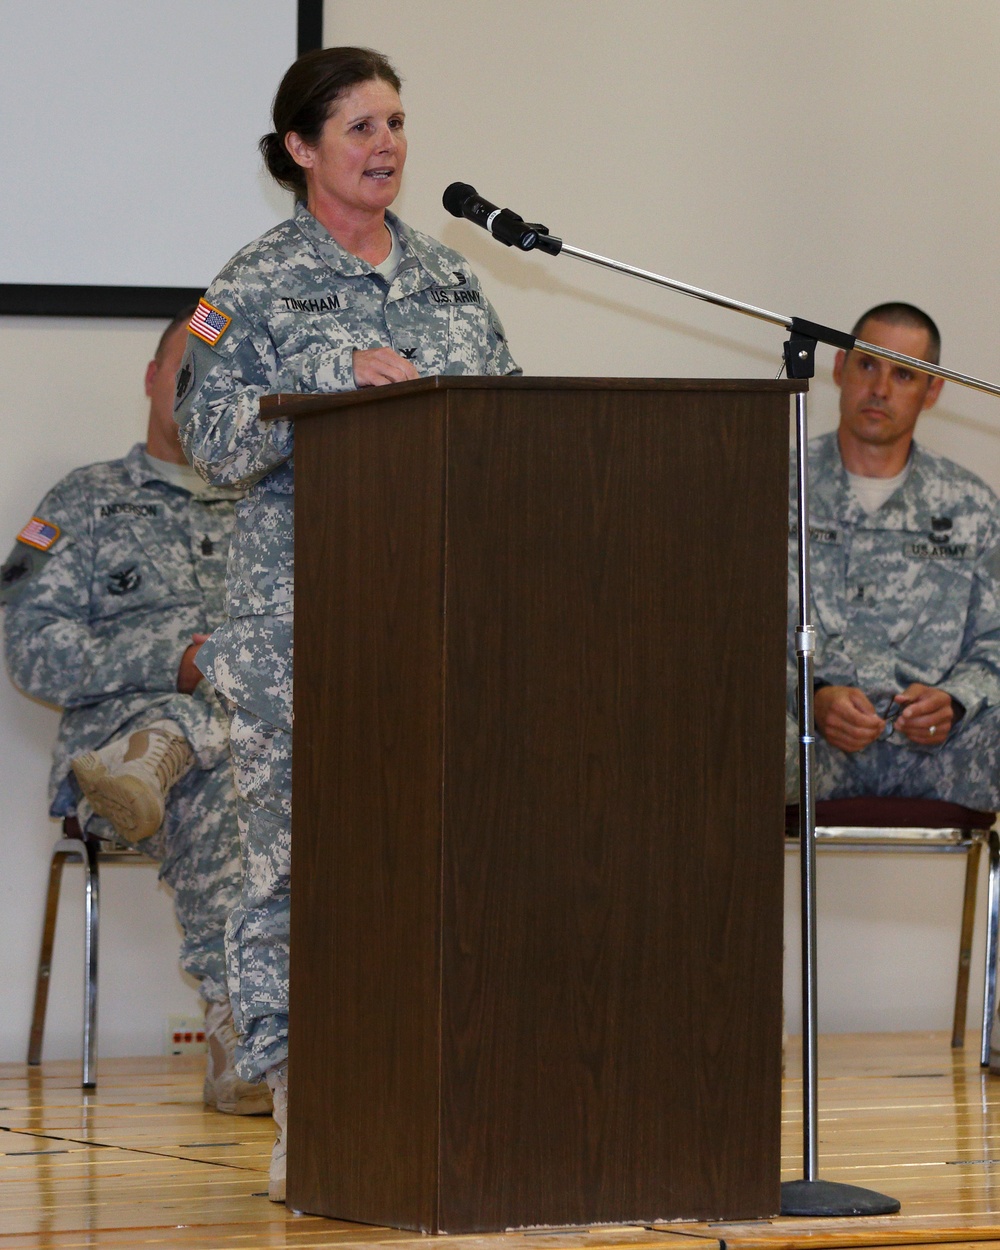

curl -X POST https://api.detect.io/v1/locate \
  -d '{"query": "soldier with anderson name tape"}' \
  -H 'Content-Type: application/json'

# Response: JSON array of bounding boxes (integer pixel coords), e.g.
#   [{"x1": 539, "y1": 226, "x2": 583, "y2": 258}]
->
[
  {"x1": 1, "y1": 308, "x2": 270, "y2": 1115},
  {"x1": 787, "y1": 301, "x2": 1000, "y2": 816},
  {"x1": 174, "y1": 47, "x2": 520, "y2": 1202}
]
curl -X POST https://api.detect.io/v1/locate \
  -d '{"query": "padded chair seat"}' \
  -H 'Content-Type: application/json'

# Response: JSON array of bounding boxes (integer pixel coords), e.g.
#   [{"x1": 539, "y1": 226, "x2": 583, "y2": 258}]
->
[{"x1": 786, "y1": 796, "x2": 996, "y2": 834}]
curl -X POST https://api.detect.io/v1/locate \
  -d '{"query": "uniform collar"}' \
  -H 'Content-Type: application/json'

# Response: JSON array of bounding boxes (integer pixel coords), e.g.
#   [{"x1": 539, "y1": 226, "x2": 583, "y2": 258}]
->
[
  {"x1": 292, "y1": 201, "x2": 458, "y2": 290},
  {"x1": 811, "y1": 431, "x2": 936, "y2": 529},
  {"x1": 809, "y1": 433, "x2": 861, "y2": 523},
  {"x1": 389, "y1": 213, "x2": 464, "y2": 288},
  {"x1": 122, "y1": 442, "x2": 240, "y2": 500},
  {"x1": 881, "y1": 445, "x2": 942, "y2": 530}
]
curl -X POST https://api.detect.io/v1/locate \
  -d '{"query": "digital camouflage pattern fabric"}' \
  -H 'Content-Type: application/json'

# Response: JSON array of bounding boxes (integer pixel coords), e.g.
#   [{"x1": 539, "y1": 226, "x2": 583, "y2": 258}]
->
[
  {"x1": 786, "y1": 432, "x2": 1000, "y2": 807},
  {"x1": 175, "y1": 201, "x2": 520, "y2": 1079},
  {"x1": 2, "y1": 444, "x2": 242, "y2": 1001},
  {"x1": 225, "y1": 707, "x2": 291, "y2": 1077}
]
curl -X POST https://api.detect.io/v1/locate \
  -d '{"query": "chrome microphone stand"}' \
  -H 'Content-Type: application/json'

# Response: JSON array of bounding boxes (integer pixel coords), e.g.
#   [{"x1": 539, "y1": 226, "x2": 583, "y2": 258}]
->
[
  {"x1": 449, "y1": 190, "x2": 1000, "y2": 1217},
  {"x1": 780, "y1": 331, "x2": 900, "y2": 1216}
]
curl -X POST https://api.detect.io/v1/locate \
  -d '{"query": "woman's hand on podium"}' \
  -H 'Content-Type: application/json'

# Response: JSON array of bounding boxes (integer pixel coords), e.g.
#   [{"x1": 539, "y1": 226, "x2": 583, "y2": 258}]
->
[{"x1": 352, "y1": 346, "x2": 420, "y2": 387}]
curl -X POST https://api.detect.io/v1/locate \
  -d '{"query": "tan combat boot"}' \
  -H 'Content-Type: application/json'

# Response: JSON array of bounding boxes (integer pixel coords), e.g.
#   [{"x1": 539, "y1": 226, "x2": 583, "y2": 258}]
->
[
  {"x1": 203, "y1": 1000, "x2": 273, "y2": 1116},
  {"x1": 72, "y1": 719, "x2": 194, "y2": 841},
  {"x1": 265, "y1": 1061, "x2": 288, "y2": 1202}
]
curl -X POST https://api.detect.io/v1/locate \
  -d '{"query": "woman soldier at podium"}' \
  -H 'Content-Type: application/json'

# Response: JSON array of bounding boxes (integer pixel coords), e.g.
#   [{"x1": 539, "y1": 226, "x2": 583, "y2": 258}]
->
[{"x1": 175, "y1": 46, "x2": 520, "y2": 1202}]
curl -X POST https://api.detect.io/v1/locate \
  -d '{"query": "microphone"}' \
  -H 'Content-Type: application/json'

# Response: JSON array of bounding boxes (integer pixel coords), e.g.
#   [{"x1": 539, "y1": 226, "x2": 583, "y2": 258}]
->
[{"x1": 443, "y1": 183, "x2": 561, "y2": 254}]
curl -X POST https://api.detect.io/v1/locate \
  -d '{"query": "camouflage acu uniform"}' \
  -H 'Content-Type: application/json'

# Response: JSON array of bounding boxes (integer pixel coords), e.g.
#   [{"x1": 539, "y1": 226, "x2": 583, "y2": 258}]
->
[
  {"x1": 175, "y1": 201, "x2": 520, "y2": 1081},
  {"x1": 787, "y1": 432, "x2": 1000, "y2": 807},
  {"x1": 1, "y1": 444, "x2": 242, "y2": 1001}
]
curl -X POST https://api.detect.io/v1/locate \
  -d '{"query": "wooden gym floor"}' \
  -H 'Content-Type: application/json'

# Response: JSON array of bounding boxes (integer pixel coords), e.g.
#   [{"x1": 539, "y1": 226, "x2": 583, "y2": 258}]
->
[{"x1": 4, "y1": 1032, "x2": 1000, "y2": 1249}]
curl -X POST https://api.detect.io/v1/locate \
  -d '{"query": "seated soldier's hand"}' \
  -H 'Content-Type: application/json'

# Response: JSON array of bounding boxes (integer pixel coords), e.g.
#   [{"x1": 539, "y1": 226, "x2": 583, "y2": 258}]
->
[
  {"x1": 814, "y1": 685, "x2": 884, "y2": 753},
  {"x1": 894, "y1": 682, "x2": 954, "y2": 746},
  {"x1": 352, "y1": 346, "x2": 420, "y2": 387},
  {"x1": 177, "y1": 633, "x2": 210, "y2": 694}
]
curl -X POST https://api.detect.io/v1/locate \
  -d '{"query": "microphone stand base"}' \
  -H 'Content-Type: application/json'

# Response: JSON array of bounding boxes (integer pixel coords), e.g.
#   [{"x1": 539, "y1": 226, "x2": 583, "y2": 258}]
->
[{"x1": 780, "y1": 1178, "x2": 901, "y2": 1217}]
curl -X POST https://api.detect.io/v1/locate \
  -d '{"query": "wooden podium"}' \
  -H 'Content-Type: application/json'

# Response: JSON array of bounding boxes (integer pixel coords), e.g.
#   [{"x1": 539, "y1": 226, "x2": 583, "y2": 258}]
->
[{"x1": 266, "y1": 377, "x2": 800, "y2": 1233}]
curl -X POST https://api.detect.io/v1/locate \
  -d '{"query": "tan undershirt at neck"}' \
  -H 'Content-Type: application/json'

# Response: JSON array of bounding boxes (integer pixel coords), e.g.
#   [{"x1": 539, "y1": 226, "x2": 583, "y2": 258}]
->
[
  {"x1": 846, "y1": 461, "x2": 911, "y2": 514},
  {"x1": 373, "y1": 219, "x2": 403, "y2": 280}
]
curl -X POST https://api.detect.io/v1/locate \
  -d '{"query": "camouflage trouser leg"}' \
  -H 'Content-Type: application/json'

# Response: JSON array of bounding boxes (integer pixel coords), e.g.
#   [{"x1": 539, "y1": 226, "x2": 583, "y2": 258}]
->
[
  {"x1": 81, "y1": 692, "x2": 240, "y2": 1004},
  {"x1": 785, "y1": 705, "x2": 1000, "y2": 808},
  {"x1": 119, "y1": 681, "x2": 231, "y2": 772},
  {"x1": 225, "y1": 706, "x2": 291, "y2": 1084},
  {"x1": 141, "y1": 753, "x2": 242, "y2": 1004}
]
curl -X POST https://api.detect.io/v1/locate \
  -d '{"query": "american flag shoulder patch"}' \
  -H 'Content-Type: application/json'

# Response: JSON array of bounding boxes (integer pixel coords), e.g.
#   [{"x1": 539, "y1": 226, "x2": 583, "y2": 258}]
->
[
  {"x1": 189, "y1": 298, "x2": 232, "y2": 347},
  {"x1": 18, "y1": 517, "x2": 61, "y2": 551}
]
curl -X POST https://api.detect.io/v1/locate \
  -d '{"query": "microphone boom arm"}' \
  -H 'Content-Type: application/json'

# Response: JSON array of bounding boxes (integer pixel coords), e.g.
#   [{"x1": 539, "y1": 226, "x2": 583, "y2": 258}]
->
[
  {"x1": 445, "y1": 179, "x2": 999, "y2": 392},
  {"x1": 556, "y1": 240, "x2": 1000, "y2": 397}
]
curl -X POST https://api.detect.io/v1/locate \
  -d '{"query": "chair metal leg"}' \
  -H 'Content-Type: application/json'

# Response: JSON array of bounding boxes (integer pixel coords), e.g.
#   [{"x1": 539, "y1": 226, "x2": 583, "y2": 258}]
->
[
  {"x1": 953, "y1": 839, "x2": 983, "y2": 1047},
  {"x1": 26, "y1": 825, "x2": 102, "y2": 1089},
  {"x1": 82, "y1": 835, "x2": 100, "y2": 1090},
  {"x1": 27, "y1": 842, "x2": 71, "y2": 1065},
  {"x1": 980, "y1": 829, "x2": 1000, "y2": 1066}
]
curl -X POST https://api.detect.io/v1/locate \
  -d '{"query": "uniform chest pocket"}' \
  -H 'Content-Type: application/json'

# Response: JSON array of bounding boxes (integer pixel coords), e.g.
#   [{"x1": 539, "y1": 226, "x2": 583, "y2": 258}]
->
[
  {"x1": 404, "y1": 293, "x2": 492, "y2": 376},
  {"x1": 192, "y1": 499, "x2": 236, "y2": 561},
  {"x1": 268, "y1": 308, "x2": 359, "y2": 360},
  {"x1": 268, "y1": 286, "x2": 389, "y2": 363},
  {"x1": 892, "y1": 556, "x2": 975, "y2": 671},
  {"x1": 91, "y1": 554, "x2": 175, "y2": 619},
  {"x1": 90, "y1": 518, "x2": 196, "y2": 621},
  {"x1": 808, "y1": 539, "x2": 848, "y2": 638},
  {"x1": 446, "y1": 297, "x2": 491, "y2": 361}
]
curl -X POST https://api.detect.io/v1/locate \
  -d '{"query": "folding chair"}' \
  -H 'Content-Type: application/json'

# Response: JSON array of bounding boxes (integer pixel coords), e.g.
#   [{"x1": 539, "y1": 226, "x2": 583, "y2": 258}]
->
[
  {"x1": 27, "y1": 815, "x2": 148, "y2": 1089},
  {"x1": 785, "y1": 796, "x2": 1000, "y2": 1063}
]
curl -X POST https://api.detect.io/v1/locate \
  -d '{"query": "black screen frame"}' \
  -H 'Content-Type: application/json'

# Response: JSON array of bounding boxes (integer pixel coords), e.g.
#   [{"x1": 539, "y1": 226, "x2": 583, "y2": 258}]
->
[{"x1": 0, "y1": 0, "x2": 323, "y2": 319}]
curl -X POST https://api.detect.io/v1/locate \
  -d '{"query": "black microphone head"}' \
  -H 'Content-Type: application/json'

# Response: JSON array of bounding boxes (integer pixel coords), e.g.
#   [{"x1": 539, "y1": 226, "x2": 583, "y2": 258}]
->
[{"x1": 443, "y1": 182, "x2": 476, "y2": 217}]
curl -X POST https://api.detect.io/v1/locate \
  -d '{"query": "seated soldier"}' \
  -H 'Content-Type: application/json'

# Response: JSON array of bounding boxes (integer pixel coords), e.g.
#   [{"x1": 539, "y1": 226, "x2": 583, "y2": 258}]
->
[
  {"x1": 787, "y1": 301, "x2": 1000, "y2": 811},
  {"x1": 1, "y1": 307, "x2": 269, "y2": 1114}
]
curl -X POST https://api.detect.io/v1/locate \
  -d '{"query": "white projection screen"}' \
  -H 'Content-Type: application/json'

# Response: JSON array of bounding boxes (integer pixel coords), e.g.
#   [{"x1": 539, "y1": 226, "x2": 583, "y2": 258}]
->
[{"x1": 0, "y1": 0, "x2": 322, "y2": 316}]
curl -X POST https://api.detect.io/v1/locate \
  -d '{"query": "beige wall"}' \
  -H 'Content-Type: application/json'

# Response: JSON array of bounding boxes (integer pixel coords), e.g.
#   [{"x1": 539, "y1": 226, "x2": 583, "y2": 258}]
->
[{"x1": 2, "y1": 1, "x2": 999, "y2": 1061}]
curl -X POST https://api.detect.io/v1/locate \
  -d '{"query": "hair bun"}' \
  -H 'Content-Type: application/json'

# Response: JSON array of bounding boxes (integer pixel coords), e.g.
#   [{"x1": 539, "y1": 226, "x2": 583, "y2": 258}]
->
[{"x1": 258, "y1": 131, "x2": 305, "y2": 196}]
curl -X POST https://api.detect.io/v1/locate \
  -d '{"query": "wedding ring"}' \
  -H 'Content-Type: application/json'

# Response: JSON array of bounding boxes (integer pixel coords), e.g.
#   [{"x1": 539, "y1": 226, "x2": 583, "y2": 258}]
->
[{"x1": 929, "y1": 725, "x2": 937, "y2": 736}]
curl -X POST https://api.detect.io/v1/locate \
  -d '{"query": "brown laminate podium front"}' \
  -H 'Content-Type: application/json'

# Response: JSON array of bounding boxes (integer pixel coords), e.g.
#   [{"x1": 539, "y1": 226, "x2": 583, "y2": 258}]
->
[{"x1": 269, "y1": 377, "x2": 799, "y2": 1233}]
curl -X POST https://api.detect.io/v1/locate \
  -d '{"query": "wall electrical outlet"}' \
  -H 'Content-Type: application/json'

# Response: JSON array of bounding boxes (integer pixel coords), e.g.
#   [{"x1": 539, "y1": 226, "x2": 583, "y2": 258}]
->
[{"x1": 165, "y1": 1014, "x2": 207, "y2": 1055}]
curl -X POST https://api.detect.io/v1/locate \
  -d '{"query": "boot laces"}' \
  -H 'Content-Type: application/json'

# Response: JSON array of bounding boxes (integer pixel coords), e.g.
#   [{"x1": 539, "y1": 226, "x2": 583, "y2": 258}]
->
[{"x1": 146, "y1": 730, "x2": 192, "y2": 791}]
